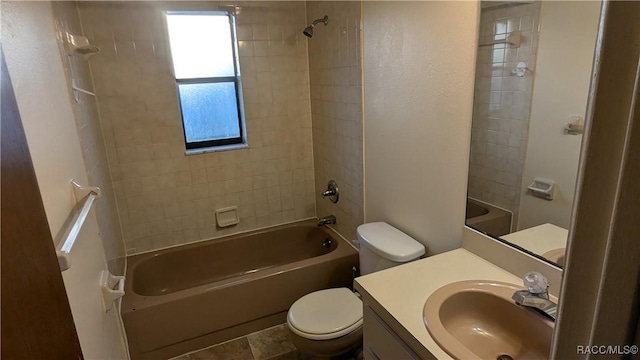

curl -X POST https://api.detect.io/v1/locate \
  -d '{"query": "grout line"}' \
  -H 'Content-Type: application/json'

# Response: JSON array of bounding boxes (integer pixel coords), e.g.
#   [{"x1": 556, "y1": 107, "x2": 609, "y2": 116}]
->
[{"x1": 170, "y1": 323, "x2": 291, "y2": 360}]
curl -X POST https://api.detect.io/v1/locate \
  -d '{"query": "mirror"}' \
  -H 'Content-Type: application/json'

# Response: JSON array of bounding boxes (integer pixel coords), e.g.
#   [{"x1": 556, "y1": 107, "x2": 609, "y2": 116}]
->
[{"x1": 466, "y1": 1, "x2": 602, "y2": 267}]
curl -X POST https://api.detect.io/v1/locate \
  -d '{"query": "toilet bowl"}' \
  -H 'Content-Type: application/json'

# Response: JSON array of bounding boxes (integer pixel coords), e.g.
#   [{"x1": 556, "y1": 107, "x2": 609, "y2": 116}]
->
[
  {"x1": 286, "y1": 222, "x2": 425, "y2": 358},
  {"x1": 287, "y1": 288, "x2": 363, "y2": 357}
]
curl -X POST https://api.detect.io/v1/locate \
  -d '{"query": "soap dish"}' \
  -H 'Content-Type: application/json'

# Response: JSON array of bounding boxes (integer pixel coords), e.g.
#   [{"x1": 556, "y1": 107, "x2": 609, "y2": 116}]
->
[
  {"x1": 215, "y1": 206, "x2": 239, "y2": 227},
  {"x1": 527, "y1": 177, "x2": 556, "y2": 201}
]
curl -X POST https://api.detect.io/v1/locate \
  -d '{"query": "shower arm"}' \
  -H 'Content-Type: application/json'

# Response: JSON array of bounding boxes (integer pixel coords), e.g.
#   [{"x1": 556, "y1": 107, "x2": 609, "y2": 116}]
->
[{"x1": 311, "y1": 16, "x2": 329, "y2": 27}]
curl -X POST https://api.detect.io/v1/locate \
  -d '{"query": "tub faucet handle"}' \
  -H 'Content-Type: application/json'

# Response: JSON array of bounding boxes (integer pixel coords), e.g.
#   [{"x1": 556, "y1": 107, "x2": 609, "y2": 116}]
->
[
  {"x1": 321, "y1": 180, "x2": 339, "y2": 203},
  {"x1": 322, "y1": 189, "x2": 336, "y2": 197}
]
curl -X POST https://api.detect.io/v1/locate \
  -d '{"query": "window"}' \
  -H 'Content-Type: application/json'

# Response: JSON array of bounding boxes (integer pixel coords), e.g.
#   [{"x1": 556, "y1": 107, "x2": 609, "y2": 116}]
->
[{"x1": 166, "y1": 11, "x2": 246, "y2": 151}]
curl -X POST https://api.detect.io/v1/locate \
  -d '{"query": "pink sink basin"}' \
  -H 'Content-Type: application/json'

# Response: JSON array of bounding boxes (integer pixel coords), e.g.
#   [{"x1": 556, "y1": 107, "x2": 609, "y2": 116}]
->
[{"x1": 423, "y1": 280, "x2": 555, "y2": 360}]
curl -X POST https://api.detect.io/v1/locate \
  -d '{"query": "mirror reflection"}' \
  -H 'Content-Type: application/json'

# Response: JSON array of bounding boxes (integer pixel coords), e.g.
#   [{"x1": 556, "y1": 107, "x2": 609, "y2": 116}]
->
[{"x1": 466, "y1": 1, "x2": 602, "y2": 267}]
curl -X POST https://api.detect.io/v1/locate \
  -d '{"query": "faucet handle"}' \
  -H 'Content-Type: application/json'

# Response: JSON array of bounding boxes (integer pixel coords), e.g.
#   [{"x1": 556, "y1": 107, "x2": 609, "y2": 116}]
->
[
  {"x1": 321, "y1": 180, "x2": 339, "y2": 203},
  {"x1": 321, "y1": 189, "x2": 336, "y2": 197},
  {"x1": 523, "y1": 271, "x2": 549, "y2": 295}
]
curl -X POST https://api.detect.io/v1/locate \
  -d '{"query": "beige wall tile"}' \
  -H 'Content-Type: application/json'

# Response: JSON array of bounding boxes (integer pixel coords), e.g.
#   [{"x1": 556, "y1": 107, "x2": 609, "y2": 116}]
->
[
  {"x1": 79, "y1": 1, "x2": 314, "y2": 253},
  {"x1": 468, "y1": 2, "x2": 541, "y2": 226},
  {"x1": 307, "y1": 1, "x2": 363, "y2": 241},
  {"x1": 51, "y1": 1, "x2": 127, "y2": 275}
]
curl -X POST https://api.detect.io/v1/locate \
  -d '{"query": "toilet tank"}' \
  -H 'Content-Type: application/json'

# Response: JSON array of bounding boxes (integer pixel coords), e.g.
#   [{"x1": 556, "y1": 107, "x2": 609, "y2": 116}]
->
[{"x1": 356, "y1": 222, "x2": 425, "y2": 275}]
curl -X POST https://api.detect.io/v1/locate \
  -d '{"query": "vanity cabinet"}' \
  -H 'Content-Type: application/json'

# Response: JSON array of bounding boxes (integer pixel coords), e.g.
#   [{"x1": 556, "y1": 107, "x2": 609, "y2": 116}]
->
[{"x1": 363, "y1": 305, "x2": 421, "y2": 360}]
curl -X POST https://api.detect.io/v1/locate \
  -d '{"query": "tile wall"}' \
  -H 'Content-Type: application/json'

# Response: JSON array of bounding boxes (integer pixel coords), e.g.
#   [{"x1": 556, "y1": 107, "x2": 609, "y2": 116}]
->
[
  {"x1": 307, "y1": 2, "x2": 363, "y2": 241},
  {"x1": 78, "y1": 1, "x2": 315, "y2": 253},
  {"x1": 468, "y1": 2, "x2": 541, "y2": 226},
  {"x1": 51, "y1": 1, "x2": 126, "y2": 275}
]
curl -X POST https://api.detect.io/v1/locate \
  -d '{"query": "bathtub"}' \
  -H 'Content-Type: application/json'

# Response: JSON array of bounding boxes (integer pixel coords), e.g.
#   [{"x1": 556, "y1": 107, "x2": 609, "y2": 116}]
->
[
  {"x1": 465, "y1": 197, "x2": 513, "y2": 237},
  {"x1": 122, "y1": 220, "x2": 359, "y2": 360}
]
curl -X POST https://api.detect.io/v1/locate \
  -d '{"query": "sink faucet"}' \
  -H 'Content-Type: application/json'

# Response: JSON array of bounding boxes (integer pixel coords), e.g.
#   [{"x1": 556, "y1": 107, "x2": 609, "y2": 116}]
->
[
  {"x1": 317, "y1": 215, "x2": 336, "y2": 227},
  {"x1": 512, "y1": 271, "x2": 557, "y2": 321}
]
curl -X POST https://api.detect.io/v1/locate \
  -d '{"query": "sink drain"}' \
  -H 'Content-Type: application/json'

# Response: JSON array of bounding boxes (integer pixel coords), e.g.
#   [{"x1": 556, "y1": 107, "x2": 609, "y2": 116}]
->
[{"x1": 497, "y1": 355, "x2": 514, "y2": 360}]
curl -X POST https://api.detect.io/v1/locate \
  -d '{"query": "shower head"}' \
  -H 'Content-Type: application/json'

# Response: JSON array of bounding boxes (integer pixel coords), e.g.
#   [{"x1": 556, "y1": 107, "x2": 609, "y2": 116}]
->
[
  {"x1": 303, "y1": 15, "x2": 329, "y2": 38},
  {"x1": 303, "y1": 26, "x2": 314, "y2": 38}
]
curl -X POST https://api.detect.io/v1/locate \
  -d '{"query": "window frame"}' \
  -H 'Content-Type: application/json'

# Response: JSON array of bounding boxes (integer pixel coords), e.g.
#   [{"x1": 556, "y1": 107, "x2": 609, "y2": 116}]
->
[{"x1": 166, "y1": 10, "x2": 247, "y2": 152}]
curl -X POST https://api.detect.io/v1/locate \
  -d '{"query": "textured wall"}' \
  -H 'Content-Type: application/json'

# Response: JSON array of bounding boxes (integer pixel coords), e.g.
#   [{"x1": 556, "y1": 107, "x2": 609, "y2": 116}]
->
[
  {"x1": 307, "y1": 1, "x2": 363, "y2": 241},
  {"x1": 79, "y1": 1, "x2": 315, "y2": 254},
  {"x1": 468, "y1": 2, "x2": 541, "y2": 227},
  {"x1": 2, "y1": 1, "x2": 128, "y2": 357},
  {"x1": 363, "y1": 1, "x2": 479, "y2": 255},
  {"x1": 518, "y1": 1, "x2": 600, "y2": 230},
  {"x1": 51, "y1": 0, "x2": 126, "y2": 275}
]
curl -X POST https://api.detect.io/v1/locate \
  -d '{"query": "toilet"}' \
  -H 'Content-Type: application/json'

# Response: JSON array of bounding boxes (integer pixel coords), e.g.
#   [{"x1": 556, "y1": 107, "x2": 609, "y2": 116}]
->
[{"x1": 286, "y1": 222, "x2": 425, "y2": 358}]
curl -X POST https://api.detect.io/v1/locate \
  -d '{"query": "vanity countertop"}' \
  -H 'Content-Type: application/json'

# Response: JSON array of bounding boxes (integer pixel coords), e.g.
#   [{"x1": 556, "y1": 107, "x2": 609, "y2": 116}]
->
[
  {"x1": 354, "y1": 248, "x2": 523, "y2": 359},
  {"x1": 501, "y1": 223, "x2": 568, "y2": 256}
]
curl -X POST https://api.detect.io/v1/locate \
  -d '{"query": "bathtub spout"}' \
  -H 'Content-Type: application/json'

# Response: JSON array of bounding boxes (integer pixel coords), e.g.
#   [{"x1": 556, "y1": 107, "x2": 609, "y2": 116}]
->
[{"x1": 317, "y1": 215, "x2": 336, "y2": 227}]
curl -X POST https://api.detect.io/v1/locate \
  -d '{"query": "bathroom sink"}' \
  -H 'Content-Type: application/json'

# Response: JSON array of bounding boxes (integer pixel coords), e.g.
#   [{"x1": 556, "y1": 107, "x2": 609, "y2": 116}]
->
[
  {"x1": 423, "y1": 281, "x2": 555, "y2": 360},
  {"x1": 543, "y1": 248, "x2": 566, "y2": 267}
]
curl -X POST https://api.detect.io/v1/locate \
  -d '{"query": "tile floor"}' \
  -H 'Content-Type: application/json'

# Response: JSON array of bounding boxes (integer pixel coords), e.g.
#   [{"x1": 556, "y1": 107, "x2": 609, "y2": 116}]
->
[{"x1": 170, "y1": 324, "x2": 363, "y2": 360}]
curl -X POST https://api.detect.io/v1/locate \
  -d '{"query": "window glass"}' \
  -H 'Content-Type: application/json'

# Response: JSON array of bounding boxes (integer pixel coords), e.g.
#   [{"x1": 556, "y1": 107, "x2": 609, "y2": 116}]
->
[
  {"x1": 178, "y1": 82, "x2": 240, "y2": 142},
  {"x1": 166, "y1": 14, "x2": 235, "y2": 79},
  {"x1": 166, "y1": 11, "x2": 246, "y2": 150}
]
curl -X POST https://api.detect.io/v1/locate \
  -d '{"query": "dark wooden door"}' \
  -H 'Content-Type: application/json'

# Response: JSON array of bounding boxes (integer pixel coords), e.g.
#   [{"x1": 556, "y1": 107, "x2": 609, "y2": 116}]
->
[{"x1": 1, "y1": 49, "x2": 84, "y2": 359}]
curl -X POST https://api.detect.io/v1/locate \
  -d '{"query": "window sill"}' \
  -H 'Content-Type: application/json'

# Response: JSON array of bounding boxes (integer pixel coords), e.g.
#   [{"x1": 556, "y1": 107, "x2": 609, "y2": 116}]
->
[{"x1": 185, "y1": 142, "x2": 248, "y2": 155}]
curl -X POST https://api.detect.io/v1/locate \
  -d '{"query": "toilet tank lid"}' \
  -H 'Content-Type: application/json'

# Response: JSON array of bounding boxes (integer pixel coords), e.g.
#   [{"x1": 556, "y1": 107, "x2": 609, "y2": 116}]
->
[{"x1": 357, "y1": 222, "x2": 425, "y2": 262}]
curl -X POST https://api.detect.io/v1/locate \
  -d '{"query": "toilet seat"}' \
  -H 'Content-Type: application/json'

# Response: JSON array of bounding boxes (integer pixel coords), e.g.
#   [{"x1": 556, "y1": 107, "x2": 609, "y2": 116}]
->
[{"x1": 287, "y1": 288, "x2": 363, "y2": 340}]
